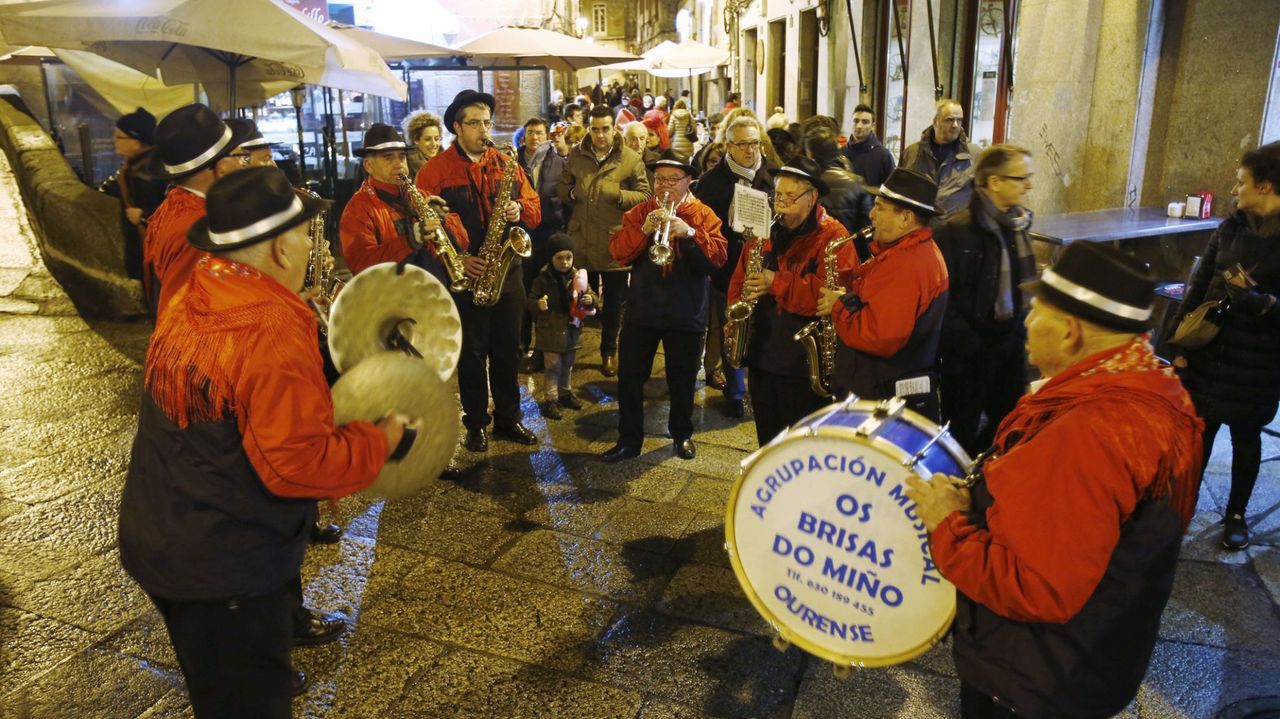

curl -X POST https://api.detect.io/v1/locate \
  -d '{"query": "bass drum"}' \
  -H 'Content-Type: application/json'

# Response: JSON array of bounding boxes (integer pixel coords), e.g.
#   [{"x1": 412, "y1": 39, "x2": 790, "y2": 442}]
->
[{"x1": 725, "y1": 396, "x2": 970, "y2": 668}]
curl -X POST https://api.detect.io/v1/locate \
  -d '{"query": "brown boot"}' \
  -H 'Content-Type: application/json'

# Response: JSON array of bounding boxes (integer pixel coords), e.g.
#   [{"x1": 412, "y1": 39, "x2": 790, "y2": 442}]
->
[{"x1": 602, "y1": 354, "x2": 618, "y2": 377}]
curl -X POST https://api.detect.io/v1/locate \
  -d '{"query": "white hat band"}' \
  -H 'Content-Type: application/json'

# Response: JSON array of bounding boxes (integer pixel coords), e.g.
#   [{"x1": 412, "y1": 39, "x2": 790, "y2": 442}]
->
[
  {"x1": 364, "y1": 140, "x2": 406, "y2": 152},
  {"x1": 205, "y1": 195, "x2": 304, "y2": 246},
  {"x1": 877, "y1": 184, "x2": 936, "y2": 214},
  {"x1": 164, "y1": 125, "x2": 233, "y2": 175},
  {"x1": 239, "y1": 137, "x2": 271, "y2": 149},
  {"x1": 1040, "y1": 267, "x2": 1152, "y2": 321}
]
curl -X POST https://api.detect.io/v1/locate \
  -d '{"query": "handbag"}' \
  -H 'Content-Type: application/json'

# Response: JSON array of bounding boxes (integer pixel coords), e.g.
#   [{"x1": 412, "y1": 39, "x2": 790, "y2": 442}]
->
[{"x1": 1170, "y1": 298, "x2": 1229, "y2": 350}]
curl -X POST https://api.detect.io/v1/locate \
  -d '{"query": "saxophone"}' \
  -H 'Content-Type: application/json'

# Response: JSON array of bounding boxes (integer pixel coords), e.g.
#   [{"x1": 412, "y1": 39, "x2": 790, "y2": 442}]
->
[
  {"x1": 724, "y1": 222, "x2": 772, "y2": 369},
  {"x1": 470, "y1": 142, "x2": 533, "y2": 307},
  {"x1": 397, "y1": 173, "x2": 472, "y2": 292},
  {"x1": 299, "y1": 186, "x2": 343, "y2": 333},
  {"x1": 794, "y1": 227, "x2": 870, "y2": 398}
]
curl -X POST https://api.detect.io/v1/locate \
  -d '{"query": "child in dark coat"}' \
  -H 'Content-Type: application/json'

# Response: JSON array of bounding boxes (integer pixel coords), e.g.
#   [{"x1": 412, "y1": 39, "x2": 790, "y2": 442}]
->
[{"x1": 527, "y1": 233, "x2": 598, "y2": 419}]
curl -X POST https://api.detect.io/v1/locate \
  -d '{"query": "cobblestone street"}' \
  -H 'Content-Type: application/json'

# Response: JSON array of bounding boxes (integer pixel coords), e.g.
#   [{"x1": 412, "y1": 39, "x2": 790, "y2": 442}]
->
[{"x1": 1, "y1": 144, "x2": 1279, "y2": 718}]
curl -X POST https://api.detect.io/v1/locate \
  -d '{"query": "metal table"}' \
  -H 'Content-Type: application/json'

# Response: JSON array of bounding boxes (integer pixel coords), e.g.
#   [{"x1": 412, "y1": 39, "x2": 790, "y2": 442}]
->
[{"x1": 1028, "y1": 207, "x2": 1223, "y2": 282}]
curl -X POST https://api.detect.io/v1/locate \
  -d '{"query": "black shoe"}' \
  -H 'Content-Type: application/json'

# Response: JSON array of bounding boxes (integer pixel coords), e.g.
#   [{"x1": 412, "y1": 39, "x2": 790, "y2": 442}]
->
[
  {"x1": 519, "y1": 350, "x2": 542, "y2": 373},
  {"x1": 601, "y1": 444, "x2": 640, "y2": 463},
  {"x1": 602, "y1": 354, "x2": 618, "y2": 377},
  {"x1": 309, "y1": 522, "x2": 342, "y2": 544},
  {"x1": 292, "y1": 611, "x2": 346, "y2": 646},
  {"x1": 1223, "y1": 513, "x2": 1250, "y2": 550},
  {"x1": 723, "y1": 398, "x2": 745, "y2": 419},
  {"x1": 465, "y1": 427, "x2": 488, "y2": 452},
  {"x1": 291, "y1": 670, "x2": 311, "y2": 697},
  {"x1": 493, "y1": 422, "x2": 537, "y2": 445},
  {"x1": 558, "y1": 391, "x2": 583, "y2": 410},
  {"x1": 674, "y1": 438, "x2": 696, "y2": 460},
  {"x1": 540, "y1": 400, "x2": 563, "y2": 420}
]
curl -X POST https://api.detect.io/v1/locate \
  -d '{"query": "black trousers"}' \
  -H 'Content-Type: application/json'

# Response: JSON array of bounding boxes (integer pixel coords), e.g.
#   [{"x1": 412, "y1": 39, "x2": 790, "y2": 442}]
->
[
  {"x1": 458, "y1": 275, "x2": 525, "y2": 430},
  {"x1": 1201, "y1": 421, "x2": 1264, "y2": 515},
  {"x1": 588, "y1": 270, "x2": 630, "y2": 357},
  {"x1": 617, "y1": 323, "x2": 702, "y2": 448},
  {"x1": 747, "y1": 368, "x2": 830, "y2": 447},
  {"x1": 940, "y1": 328, "x2": 1028, "y2": 457},
  {"x1": 960, "y1": 682, "x2": 1020, "y2": 718},
  {"x1": 149, "y1": 584, "x2": 294, "y2": 719}
]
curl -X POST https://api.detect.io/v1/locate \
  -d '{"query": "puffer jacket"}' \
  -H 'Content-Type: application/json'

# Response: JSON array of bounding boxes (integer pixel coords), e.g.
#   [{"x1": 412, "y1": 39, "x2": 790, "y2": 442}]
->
[
  {"x1": 900, "y1": 126, "x2": 981, "y2": 216},
  {"x1": 1178, "y1": 210, "x2": 1280, "y2": 426},
  {"x1": 667, "y1": 108, "x2": 697, "y2": 159},
  {"x1": 557, "y1": 135, "x2": 651, "y2": 271}
]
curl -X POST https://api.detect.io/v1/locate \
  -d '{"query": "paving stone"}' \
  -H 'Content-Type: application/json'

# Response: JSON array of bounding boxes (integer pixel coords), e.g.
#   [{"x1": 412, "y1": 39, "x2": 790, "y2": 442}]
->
[
  {"x1": 655, "y1": 560, "x2": 770, "y2": 636},
  {"x1": 0, "y1": 606, "x2": 99, "y2": 697},
  {"x1": 673, "y1": 476, "x2": 735, "y2": 514},
  {"x1": 133, "y1": 690, "x2": 195, "y2": 719},
  {"x1": 595, "y1": 498, "x2": 699, "y2": 552},
  {"x1": 390, "y1": 647, "x2": 643, "y2": 719},
  {"x1": 292, "y1": 626, "x2": 450, "y2": 719},
  {"x1": 376, "y1": 493, "x2": 525, "y2": 565},
  {"x1": 4, "y1": 551, "x2": 149, "y2": 634},
  {"x1": 1248, "y1": 543, "x2": 1280, "y2": 608},
  {"x1": 521, "y1": 484, "x2": 630, "y2": 538},
  {"x1": 360, "y1": 552, "x2": 617, "y2": 672},
  {"x1": 790, "y1": 658, "x2": 960, "y2": 719},
  {"x1": 0, "y1": 432, "x2": 133, "y2": 505},
  {"x1": 1180, "y1": 511, "x2": 1251, "y2": 565},
  {"x1": 635, "y1": 699, "x2": 719, "y2": 719},
  {"x1": 1133, "y1": 641, "x2": 1280, "y2": 718},
  {"x1": 0, "y1": 486, "x2": 124, "y2": 565},
  {"x1": 671, "y1": 511, "x2": 731, "y2": 568},
  {"x1": 585, "y1": 607, "x2": 804, "y2": 719},
  {"x1": 1159, "y1": 560, "x2": 1280, "y2": 654},
  {"x1": 493, "y1": 528, "x2": 678, "y2": 603},
  {"x1": 0, "y1": 644, "x2": 176, "y2": 719},
  {"x1": 103, "y1": 613, "x2": 179, "y2": 672}
]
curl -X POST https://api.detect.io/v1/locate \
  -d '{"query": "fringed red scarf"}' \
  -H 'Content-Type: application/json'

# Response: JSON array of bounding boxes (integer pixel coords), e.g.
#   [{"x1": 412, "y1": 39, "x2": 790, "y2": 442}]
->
[
  {"x1": 145, "y1": 255, "x2": 305, "y2": 428},
  {"x1": 992, "y1": 336, "x2": 1204, "y2": 530}
]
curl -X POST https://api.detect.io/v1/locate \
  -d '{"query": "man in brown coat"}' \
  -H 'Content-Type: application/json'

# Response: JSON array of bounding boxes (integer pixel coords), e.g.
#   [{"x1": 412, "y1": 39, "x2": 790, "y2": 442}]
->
[{"x1": 558, "y1": 104, "x2": 651, "y2": 375}]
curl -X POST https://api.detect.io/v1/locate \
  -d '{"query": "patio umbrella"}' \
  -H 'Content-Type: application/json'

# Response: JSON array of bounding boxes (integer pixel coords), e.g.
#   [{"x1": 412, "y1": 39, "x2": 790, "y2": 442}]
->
[
  {"x1": 646, "y1": 40, "x2": 729, "y2": 111},
  {"x1": 454, "y1": 26, "x2": 636, "y2": 72},
  {"x1": 0, "y1": 0, "x2": 407, "y2": 110},
  {"x1": 326, "y1": 22, "x2": 457, "y2": 61}
]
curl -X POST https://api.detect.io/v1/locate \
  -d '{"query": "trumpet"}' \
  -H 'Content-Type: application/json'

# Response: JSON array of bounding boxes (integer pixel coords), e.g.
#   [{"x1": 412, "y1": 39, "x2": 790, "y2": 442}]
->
[{"x1": 649, "y1": 191, "x2": 677, "y2": 266}]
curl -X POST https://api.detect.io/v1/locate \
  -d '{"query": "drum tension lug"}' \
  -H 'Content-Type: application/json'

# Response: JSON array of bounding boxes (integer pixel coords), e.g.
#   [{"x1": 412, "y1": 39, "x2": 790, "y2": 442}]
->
[
  {"x1": 854, "y1": 397, "x2": 906, "y2": 439},
  {"x1": 831, "y1": 663, "x2": 852, "y2": 679},
  {"x1": 904, "y1": 421, "x2": 952, "y2": 468},
  {"x1": 771, "y1": 635, "x2": 791, "y2": 653}
]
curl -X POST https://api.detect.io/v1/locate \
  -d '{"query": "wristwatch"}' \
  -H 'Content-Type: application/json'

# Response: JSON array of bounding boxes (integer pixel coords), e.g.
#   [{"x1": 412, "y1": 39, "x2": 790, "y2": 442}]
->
[{"x1": 685, "y1": 226, "x2": 695, "y2": 238}]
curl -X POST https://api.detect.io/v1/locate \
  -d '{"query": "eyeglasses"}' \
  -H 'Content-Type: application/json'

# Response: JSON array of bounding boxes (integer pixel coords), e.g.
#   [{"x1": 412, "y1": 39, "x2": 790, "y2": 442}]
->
[
  {"x1": 462, "y1": 119, "x2": 494, "y2": 130},
  {"x1": 730, "y1": 140, "x2": 761, "y2": 150},
  {"x1": 654, "y1": 174, "x2": 689, "y2": 185},
  {"x1": 774, "y1": 189, "x2": 813, "y2": 204},
  {"x1": 228, "y1": 152, "x2": 251, "y2": 167}
]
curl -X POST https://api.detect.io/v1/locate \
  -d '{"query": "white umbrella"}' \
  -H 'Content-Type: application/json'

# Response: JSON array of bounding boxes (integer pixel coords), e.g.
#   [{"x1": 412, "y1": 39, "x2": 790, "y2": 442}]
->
[
  {"x1": 454, "y1": 26, "x2": 636, "y2": 72},
  {"x1": 326, "y1": 22, "x2": 456, "y2": 61},
  {"x1": 594, "y1": 41, "x2": 717, "y2": 79},
  {"x1": 648, "y1": 39, "x2": 729, "y2": 71},
  {"x1": 0, "y1": 0, "x2": 407, "y2": 108}
]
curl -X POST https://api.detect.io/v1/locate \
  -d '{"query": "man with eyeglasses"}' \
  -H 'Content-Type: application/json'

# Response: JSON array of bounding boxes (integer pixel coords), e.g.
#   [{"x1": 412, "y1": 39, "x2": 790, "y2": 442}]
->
[
  {"x1": 901, "y1": 98, "x2": 982, "y2": 216},
  {"x1": 728, "y1": 157, "x2": 855, "y2": 446},
  {"x1": 817, "y1": 168, "x2": 950, "y2": 421},
  {"x1": 602, "y1": 151, "x2": 728, "y2": 462},
  {"x1": 693, "y1": 115, "x2": 779, "y2": 417},
  {"x1": 558, "y1": 104, "x2": 651, "y2": 378},
  {"x1": 144, "y1": 104, "x2": 253, "y2": 316},
  {"x1": 417, "y1": 90, "x2": 542, "y2": 453},
  {"x1": 935, "y1": 144, "x2": 1037, "y2": 456}
]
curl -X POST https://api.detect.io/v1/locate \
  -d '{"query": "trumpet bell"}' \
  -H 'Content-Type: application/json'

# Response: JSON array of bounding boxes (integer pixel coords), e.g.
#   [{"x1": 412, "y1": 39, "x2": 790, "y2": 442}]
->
[
  {"x1": 331, "y1": 351, "x2": 460, "y2": 499},
  {"x1": 327, "y1": 263, "x2": 462, "y2": 381}
]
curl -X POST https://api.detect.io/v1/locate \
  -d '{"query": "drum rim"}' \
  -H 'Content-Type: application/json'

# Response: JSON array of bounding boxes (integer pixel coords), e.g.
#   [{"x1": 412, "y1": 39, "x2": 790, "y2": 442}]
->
[{"x1": 725, "y1": 421, "x2": 958, "y2": 668}]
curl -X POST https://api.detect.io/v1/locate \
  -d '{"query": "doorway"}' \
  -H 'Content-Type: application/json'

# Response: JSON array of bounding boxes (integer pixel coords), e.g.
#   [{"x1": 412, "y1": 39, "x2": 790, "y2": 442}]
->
[{"x1": 798, "y1": 9, "x2": 819, "y2": 119}]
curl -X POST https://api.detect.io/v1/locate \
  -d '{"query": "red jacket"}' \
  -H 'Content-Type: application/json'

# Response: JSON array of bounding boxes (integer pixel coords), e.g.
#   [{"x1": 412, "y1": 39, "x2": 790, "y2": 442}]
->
[
  {"x1": 932, "y1": 337, "x2": 1202, "y2": 717},
  {"x1": 340, "y1": 177, "x2": 469, "y2": 275},
  {"x1": 144, "y1": 186, "x2": 206, "y2": 315},
  {"x1": 415, "y1": 143, "x2": 540, "y2": 251}
]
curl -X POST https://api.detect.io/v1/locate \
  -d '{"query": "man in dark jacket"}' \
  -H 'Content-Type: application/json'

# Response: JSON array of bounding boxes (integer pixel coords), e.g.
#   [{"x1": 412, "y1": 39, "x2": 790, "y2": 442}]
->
[
  {"x1": 99, "y1": 107, "x2": 166, "y2": 281},
  {"x1": 693, "y1": 114, "x2": 777, "y2": 416},
  {"x1": 805, "y1": 128, "x2": 872, "y2": 254},
  {"x1": 900, "y1": 99, "x2": 982, "y2": 216},
  {"x1": 603, "y1": 151, "x2": 728, "y2": 461},
  {"x1": 935, "y1": 144, "x2": 1037, "y2": 456},
  {"x1": 841, "y1": 103, "x2": 896, "y2": 188},
  {"x1": 907, "y1": 242, "x2": 1202, "y2": 719}
]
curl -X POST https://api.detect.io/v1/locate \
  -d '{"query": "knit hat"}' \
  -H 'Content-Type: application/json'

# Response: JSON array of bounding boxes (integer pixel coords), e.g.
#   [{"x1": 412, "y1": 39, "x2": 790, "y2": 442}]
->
[{"x1": 548, "y1": 232, "x2": 574, "y2": 256}]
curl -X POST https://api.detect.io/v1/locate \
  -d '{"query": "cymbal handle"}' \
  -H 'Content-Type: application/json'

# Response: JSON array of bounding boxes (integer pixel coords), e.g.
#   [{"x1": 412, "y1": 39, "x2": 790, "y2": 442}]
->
[{"x1": 388, "y1": 426, "x2": 419, "y2": 462}]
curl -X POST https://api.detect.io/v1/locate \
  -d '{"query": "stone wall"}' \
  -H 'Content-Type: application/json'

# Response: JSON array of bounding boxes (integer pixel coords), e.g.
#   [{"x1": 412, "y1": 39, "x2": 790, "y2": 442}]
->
[{"x1": 0, "y1": 100, "x2": 144, "y2": 320}]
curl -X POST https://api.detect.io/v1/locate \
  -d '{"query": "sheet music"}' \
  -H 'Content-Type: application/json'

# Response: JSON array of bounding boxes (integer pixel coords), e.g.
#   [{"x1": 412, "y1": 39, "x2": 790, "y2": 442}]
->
[{"x1": 732, "y1": 184, "x2": 772, "y2": 236}]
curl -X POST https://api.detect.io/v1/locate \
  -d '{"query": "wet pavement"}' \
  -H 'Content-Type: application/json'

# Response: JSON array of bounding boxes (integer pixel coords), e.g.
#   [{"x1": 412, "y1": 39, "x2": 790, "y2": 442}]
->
[{"x1": 1, "y1": 145, "x2": 1279, "y2": 718}]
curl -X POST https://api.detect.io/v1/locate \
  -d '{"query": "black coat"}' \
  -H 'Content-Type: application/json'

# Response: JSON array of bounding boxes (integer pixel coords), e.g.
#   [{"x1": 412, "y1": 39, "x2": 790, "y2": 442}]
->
[
  {"x1": 841, "y1": 132, "x2": 896, "y2": 188},
  {"x1": 693, "y1": 157, "x2": 778, "y2": 292},
  {"x1": 817, "y1": 156, "x2": 871, "y2": 236},
  {"x1": 526, "y1": 265, "x2": 594, "y2": 353},
  {"x1": 934, "y1": 191, "x2": 1035, "y2": 368},
  {"x1": 1179, "y1": 211, "x2": 1280, "y2": 426}
]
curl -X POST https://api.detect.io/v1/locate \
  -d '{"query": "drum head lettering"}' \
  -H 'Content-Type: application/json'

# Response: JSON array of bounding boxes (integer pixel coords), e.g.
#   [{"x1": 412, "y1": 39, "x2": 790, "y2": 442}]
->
[{"x1": 726, "y1": 412, "x2": 961, "y2": 668}]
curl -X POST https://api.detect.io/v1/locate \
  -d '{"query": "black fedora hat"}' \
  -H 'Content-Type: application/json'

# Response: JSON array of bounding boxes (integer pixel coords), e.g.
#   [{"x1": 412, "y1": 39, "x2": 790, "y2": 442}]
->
[
  {"x1": 1024, "y1": 241, "x2": 1155, "y2": 333},
  {"x1": 443, "y1": 89, "x2": 496, "y2": 132},
  {"x1": 647, "y1": 149, "x2": 699, "y2": 179},
  {"x1": 353, "y1": 123, "x2": 407, "y2": 157},
  {"x1": 773, "y1": 156, "x2": 830, "y2": 197},
  {"x1": 153, "y1": 104, "x2": 253, "y2": 180},
  {"x1": 187, "y1": 166, "x2": 327, "y2": 252},
  {"x1": 866, "y1": 168, "x2": 942, "y2": 216},
  {"x1": 227, "y1": 118, "x2": 269, "y2": 150},
  {"x1": 116, "y1": 107, "x2": 155, "y2": 146}
]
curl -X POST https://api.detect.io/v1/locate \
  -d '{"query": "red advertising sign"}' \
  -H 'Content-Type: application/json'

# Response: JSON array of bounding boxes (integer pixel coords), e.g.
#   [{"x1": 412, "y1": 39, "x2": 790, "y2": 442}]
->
[{"x1": 282, "y1": 0, "x2": 329, "y2": 23}]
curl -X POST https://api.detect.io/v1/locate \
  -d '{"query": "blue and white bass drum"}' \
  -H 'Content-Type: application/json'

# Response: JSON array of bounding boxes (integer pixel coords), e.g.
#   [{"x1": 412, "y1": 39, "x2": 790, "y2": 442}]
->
[{"x1": 725, "y1": 396, "x2": 972, "y2": 669}]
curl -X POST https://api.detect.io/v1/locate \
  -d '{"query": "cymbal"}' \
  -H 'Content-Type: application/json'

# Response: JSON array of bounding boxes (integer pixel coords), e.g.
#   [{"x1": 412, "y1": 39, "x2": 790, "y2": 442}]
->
[
  {"x1": 331, "y1": 351, "x2": 460, "y2": 499},
  {"x1": 327, "y1": 262, "x2": 461, "y2": 382}
]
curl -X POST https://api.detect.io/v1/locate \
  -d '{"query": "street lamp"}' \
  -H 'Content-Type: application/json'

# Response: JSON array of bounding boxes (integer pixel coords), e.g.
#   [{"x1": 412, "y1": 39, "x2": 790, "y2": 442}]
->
[{"x1": 575, "y1": 15, "x2": 589, "y2": 38}]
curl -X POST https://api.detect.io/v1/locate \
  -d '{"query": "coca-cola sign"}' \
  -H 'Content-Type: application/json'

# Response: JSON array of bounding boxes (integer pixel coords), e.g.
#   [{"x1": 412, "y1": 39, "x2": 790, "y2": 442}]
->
[
  {"x1": 282, "y1": 0, "x2": 329, "y2": 23},
  {"x1": 260, "y1": 61, "x2": 307, "y2": 80},
  {"x1": 135, "y1": 17, "x2": 190, "y2": 38}
]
